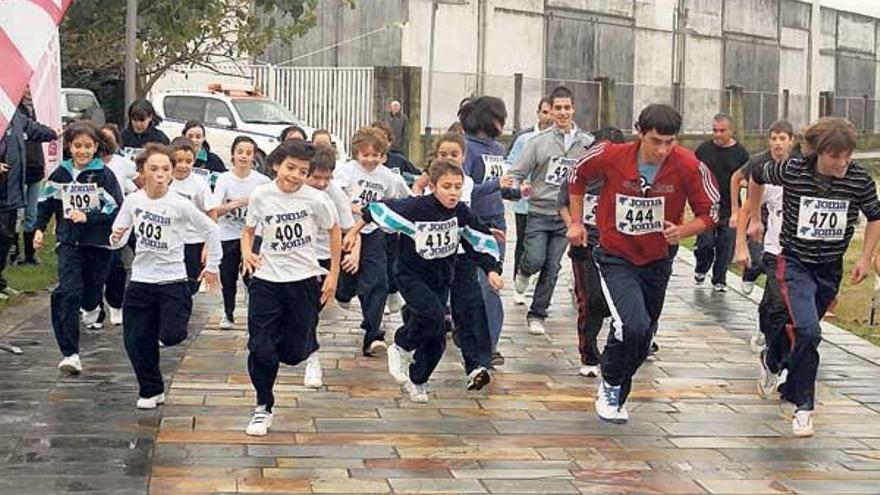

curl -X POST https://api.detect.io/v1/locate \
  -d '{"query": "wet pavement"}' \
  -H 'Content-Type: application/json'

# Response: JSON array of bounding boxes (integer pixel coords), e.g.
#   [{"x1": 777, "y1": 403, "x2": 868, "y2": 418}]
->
[{"x1": 4, "y1": 249, "x2": 880, "y2": 494}]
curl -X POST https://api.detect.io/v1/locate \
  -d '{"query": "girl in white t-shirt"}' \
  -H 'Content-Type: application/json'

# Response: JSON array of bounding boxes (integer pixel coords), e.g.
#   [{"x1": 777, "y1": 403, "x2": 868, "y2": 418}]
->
[{"x1": 211, "y1": 137, "x2": 271, "y2": 328}]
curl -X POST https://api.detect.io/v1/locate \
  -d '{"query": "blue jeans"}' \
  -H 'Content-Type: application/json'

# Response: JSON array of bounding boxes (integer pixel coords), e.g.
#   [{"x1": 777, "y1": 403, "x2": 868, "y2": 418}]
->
[
  {"x1": 519, "y1": 212, "x2": 568, "y2": 320},
  {"x1": 23, "y1": 181, "x2": 41, "y2": 232},
  {"x1": 476, "y1": 214, "x2": 505, "y2": 352}
]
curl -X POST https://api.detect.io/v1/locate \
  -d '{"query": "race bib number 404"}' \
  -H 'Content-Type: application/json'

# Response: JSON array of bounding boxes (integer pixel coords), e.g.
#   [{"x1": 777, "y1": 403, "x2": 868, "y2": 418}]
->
[
  {"x1": 350, "y1": 181, "x2": 384, "y2": 207},
  {"x1": 61, "y1": 183, "x2": 99, "y2": 218},
  {"x1": 615, "y1": 194, "x2": 664, "y2": 235},
  {"x1": 414, "y1": 218, "x2": 460, "y2": 260},
  {"x1": 545, "y1": 156, "x2": 578, "y2": 186},
  {"x1": 797, "y1": 196, "x2": 849, "y2": 241}
]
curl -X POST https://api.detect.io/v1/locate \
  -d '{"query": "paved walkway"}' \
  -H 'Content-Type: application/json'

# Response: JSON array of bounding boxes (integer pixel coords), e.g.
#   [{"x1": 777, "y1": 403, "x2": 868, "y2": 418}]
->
[{"x1": 5, "y1": 250, "x2": 880, "y2": 494}]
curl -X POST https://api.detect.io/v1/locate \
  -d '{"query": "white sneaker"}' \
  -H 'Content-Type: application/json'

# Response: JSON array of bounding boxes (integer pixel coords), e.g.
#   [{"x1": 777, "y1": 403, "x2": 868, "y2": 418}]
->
[
  {"x1": 595, "y1": 379, "x2": 626, "y2": 424},
  {"x1": 245, "y1": 406, "x2": 273, "y2": 436},
  {"x1": 749, "y1": 319, "x2": 765, "y2": 353},
  {"x1": 58, "y1": 354, "x2": 83, "y2": 374},
  {"x1": 405, "y1": 381, "x2": 429, "y2": 403},
  {"x1": 109, "y1": 307, "x2": 123, "y2": 326},
  {"x1": 369, "y1": 340, "x2": 388, "y2": 356},
  {"x1": 792, "y1": 409, "x2": 815, "y2": 437},
  {"x1": 527, "y1": 318, "x2": 545, "y2": 335},
  {"x1": 387, "y1": 292, "x2": 404, "y2": 313},
  {"x1": 387, "y1": 344, "x2": 412, "y2": 384},
  {"x1": 81, "y1": 307, "x2": 101, "y2": 327},
  {"x1": 513, "y1": 292, "x2": 526, "y2": 305},
  {"x1": 514, "y1": 273, "x2": 531, "y2": 295},
  {"x1": 757, "y1": 350, "x2": 778, "y2": 399},
  {"x1": 303, "y1": 353, "x2": 323, "y2": 388},
  {"x1": 741, "y1": 280, "x2": 756, "y2": 295},
  {"x1": 219, "y1": 316, "x2": 233, "y2": 329},
  {"x1": 694, "y1": 273, "x2": 706, "y2": 286},
  {"x1": 579, "y1": 365, "x2": 599, "y2": 378},
  {"x1": 466, "y1": 367, "x2": 491, "y2": 391},
  {"x1": 136, "y1": 393, "x2": 165, "y2": 410},
  {"x1": 713, "y1": 283, "x2": 727, "y2": 293}
]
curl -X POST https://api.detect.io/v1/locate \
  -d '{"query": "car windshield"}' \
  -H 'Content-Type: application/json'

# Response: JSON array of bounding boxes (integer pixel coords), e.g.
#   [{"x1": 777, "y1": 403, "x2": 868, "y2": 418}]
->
[
  {"x1": 66, "y1": 94, "x2": 97, "y2": 112},
  {"x1": 231, "y1": 98, "x2": 299, "y2": 125}
]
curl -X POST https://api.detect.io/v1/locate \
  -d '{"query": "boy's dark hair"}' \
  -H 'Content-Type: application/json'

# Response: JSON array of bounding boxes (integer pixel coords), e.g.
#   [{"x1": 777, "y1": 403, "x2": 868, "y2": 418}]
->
[
  {"x1": 635, "y1": 104, "x2": 682, "y2": 136},
  {"x1": 267, "y1": 140, "x2": 317, "y2": 170},
  {"x1": 134, "y1": 143, "x2": 174, "y2": 172},
  {"x1": 591, "y1": 126, "x2": 626, "y2": 145},
  {"x1": 768, "y1": 120, "x2": 795, "y2": 138},
  {"x1": 279, "y1": 125, "x2": 307, "y2": 142},
  {"x1": 127, "y1": 99, "x2": 159, "y2": 123},
  {"x1": 537, "y1": 96, "x2": 552, "y2": 110},
  {"x1": 548, "y1": 86, "x2": 574, "y2": 106},
  {"x1": 100, "y1": 123, "x2": 122, "y2": 152},
  {"x1": 806, "y1": 117, "x2": 857, "y2": 155},
  {"x1": 64, "y1": 120, "x2": 102, "y2": 154},
  {"x1": 310, "y1": 145, "x2": 337, "y2": 174},
  {"x1": 428, "y1": 159, "x2": 465, "y2": 183},
  {"x1": 371, "y1": 121, "x2": 395, "y2": 144},
  {"x1": 351, "y1": 127, "x2": 389, "y2": 155},
  {"x1": 433, "y1": 131, "x2": 467, "y2": 157},
  {"x1": 170, "y1": 137, "x2": 197, "y2": 156},
  {"x1": 458, "y1": 96, "x2": 507, "y2": 138},
  {"x1": 231, "y1": 135, "x2": 257, "y2": 155}
]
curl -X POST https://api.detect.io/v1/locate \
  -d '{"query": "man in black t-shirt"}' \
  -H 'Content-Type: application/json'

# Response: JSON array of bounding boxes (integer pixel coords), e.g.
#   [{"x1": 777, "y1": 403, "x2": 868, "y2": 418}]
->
[{"x1": 693, "y1": 113, "x2": 750, "y2": 291}]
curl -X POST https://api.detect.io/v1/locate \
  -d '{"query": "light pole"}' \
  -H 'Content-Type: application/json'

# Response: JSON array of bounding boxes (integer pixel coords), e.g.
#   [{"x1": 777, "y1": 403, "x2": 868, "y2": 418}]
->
[
  {"x1": 125, "y1": 0, "x2": 137, "y2": 109},
  {"x1": 423, "y1": 0, "x2": 439, "y2": 158}
]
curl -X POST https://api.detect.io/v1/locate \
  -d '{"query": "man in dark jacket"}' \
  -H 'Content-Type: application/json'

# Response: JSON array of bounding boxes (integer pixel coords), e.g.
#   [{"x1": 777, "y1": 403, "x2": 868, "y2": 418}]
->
[
  {"x1": 0, "y1": 108, "x2": 58, "y2": 298},
  {"x1": 387, "y1": 100, "x2": 409, "y2": 158}
]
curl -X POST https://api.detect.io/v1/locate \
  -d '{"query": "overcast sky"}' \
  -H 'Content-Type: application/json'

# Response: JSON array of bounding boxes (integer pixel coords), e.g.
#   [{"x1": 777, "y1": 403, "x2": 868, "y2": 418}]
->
[{"x1": 821, "y1": 0, "x2": 880, "y2": 18}]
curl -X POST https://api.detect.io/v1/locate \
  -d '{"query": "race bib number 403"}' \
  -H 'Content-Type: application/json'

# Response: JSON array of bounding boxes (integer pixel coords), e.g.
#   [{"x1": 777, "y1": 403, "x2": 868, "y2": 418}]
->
[
  {"x1": 797, "y1": 196, "x2": 849, "y2": 241},
  {"x1": 545, "y1": 157, "x2": 578, "y2": 186},
  {"x1": 61, "y1": 183, "x2": 99, "y2": 218},
  {"x1": 615, "y1": 194, "x2": 664, "y2": 235},
  {"x1": 414, "y1": 218, "x2": 459, "y2": 260},
  {"x1": 583, "y1": 194, "x2": 599, "y2": 226},
  {"x1": 135, "y1": 210, "x2": 173, "y2": 253}
]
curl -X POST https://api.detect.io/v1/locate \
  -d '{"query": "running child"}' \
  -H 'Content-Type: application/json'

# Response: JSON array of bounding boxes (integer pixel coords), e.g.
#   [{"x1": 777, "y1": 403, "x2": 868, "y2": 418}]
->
[{"x1": 182, "y1": 121, "x2": 227, "y2": 189}]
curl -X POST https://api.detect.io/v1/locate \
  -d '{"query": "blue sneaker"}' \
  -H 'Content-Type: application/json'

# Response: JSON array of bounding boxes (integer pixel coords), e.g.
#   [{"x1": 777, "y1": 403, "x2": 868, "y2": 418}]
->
[{"x1": 596, "y1": 379, "x2": 628, "y2": 424}]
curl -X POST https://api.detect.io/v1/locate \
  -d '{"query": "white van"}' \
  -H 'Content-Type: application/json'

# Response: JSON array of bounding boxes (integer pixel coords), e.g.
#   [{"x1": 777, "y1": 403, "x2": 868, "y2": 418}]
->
[{"x1": 152, "y1": 85, "x2": 346, "y2": 165}]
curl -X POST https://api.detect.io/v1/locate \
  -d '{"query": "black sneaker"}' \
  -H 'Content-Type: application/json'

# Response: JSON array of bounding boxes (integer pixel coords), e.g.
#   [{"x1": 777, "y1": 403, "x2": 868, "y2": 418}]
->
[
  {"x1": 491, "y1": 352, "x2": 505, "y2": 367},
  {"x1": 646, "y1": 342, "x2": 659, "y2": 361},
  {"x1": 467, "y1": 367, "x2": 491, "y2": 390}
]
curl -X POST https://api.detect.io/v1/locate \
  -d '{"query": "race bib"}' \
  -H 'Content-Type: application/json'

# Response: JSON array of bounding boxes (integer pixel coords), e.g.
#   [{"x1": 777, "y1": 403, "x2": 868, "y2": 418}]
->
[
  {"x1": 797, "y1": 196, "x2": 849, "y2": 241},
  {"x1": 225, "y1": 204, "x2": 247, "y2": 226},
  {"x1": 265, "y1": 215, "x2": 312, "y2": 253},
  {"x1": 481, "y1": 155, "x2": 506, "y2": 181},
  {"x1": 61, "y1": 183, "x2": 99, "y2": 218},
  {"x1": 615, "y1": 194, "x2": 664, "y2": 235},
  {"x1": 122, "y1": 147, "x2": 144, "y2": 162},
  {"x1": 134, "y1": 210, "x2": 173, "y2": 253},
  {"x1": 545, "y1": 156, "x2": 577, "y2": 186},
  {"x1": 414, "y1": 218, "x2": 459, "y2": 260},
  {"x1": 350, "y1": 181, "x2": 383, "y2": 207},
  {"x1": 583, "y1": 194, "x2": 599, "y2": 226},
  {"x1": 192, "y1": 167, "x2": 210, "y2": 179}
]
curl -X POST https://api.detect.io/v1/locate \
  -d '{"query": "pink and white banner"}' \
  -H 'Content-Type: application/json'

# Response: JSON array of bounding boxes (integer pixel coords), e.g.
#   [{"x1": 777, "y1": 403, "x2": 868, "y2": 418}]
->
[
  {"x1": 29, "y1": 29, "x2": 62, "y2": 171},
  {"x1": 0, "y1": 0, "x2": 73, "y2": 136}
]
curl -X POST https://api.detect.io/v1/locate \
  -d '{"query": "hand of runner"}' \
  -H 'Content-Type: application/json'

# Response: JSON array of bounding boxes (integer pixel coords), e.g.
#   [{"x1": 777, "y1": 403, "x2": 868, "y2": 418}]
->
[
  {"x1": 341, "y1": 251, "x2": 359, "y2": 274},
  {"x1": 747, "y1": 219, "x2": 764, "y2": 242},
  {"x1": 110, "y1": 226, "x2": 129, "y2": 244},
  {"x1": 0, "y1": 162, "x2": 8, "y2": 175},
  {"x1": 520, "y1": 182, "x2": 533, "y2": 197},
  {"x1": 662, "y1": 221, "x2": 681, "y2": 244},
  {"x1": 342, "y1": 231, "x2": 359, "y2": 252},
  {"x1": 734, "y1": 242, "x2": 751, "y2": 269},
  {"x1": 566, "y1": 223, "x2": 587, "y2": 247},
  {"x1": 412, "y1": 173, "x2": 430, "y2": 195},
  {"x1": 33, "y1": 230, "x2": 44, "y2": 250},
  {"x1": 852, "y1": 257, "x2": 871, "y2": 284},
  {"x1": 499, "y1": 175, "x2": 514, "y2": 189},
  {"x1": 199, "y1": 270, "x2": 220, "y2": 294},
  {"x1": 728, "y1": 212, "x2": 738, "y2": 229},
  {"x1": 487, "y1": 271, "x2": 504, "y2": 292},
  {"x1": 320, "y1": 274, "x2": 338, "y2": 306},
  {"x1": 69, "y1": 210, "x2": 88, "y2": 223},
  {"x1": 241, "y1": 252, "x2": 263, "y2": 276}
]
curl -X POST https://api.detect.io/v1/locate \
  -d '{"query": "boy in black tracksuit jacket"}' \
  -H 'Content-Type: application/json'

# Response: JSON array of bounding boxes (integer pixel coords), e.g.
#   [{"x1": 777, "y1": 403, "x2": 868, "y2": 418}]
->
[
  {"x1": 35, "y1": 127, "x2": 124, "y2": 372},
  {"x1": 343, "y1": 160, "x2": 504, "y2": 403}
]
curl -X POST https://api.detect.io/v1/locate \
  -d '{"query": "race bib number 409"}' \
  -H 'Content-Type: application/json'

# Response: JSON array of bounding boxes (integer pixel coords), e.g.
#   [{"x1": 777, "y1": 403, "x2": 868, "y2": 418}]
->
[
  {"x1": 615, "y1": 194, "x2": 664, "y2": 235},
  {"x1": 797, "y1": 196, "x2": 849, "y2": 241},
  {"x1": 545, "y1": 157, "x2": 577, "y2": 186},
  {"x1": 414, "y1": 218, "x2": 459, "y2": 260},
  {"x1": 61, "y1": 183, "x2": 99, "y2": 218}
]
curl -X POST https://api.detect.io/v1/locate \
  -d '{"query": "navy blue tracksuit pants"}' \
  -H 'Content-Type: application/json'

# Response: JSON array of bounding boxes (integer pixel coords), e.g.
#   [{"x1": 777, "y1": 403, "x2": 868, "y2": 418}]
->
[
  {"x1": 774, "y1": 253, "x2": 842, "y2": 411},
  {"x1": 594, "y1": 247, "x2": 673, "y2": 404},
  {"x1": 571, "y1": 246, "x2": 608, "y2": 366},
  {"x1": 123, "y1": 281, "x2": 192, "y2": 398},
  {"x1": 694, "y1": 223, "x2": 735, "y2": 285},
  {"x1": 52, "y1": 244, "x2": 112, "y2": 357},
  {"x1": 184, "y1": 242, "x2": 205, "y2": 295},
  {"x1": 450, "y1": 256, "x2": 492, "y2": 373},
  {"x1": 394, "y1": 269, "x2": 449, "y2": 385},
  {"x1": 336, "y1": 230, "x2": 387, "y2": 353},
  {"x1": 758, "y1": 253, "x2": 790, "y2": 374}
]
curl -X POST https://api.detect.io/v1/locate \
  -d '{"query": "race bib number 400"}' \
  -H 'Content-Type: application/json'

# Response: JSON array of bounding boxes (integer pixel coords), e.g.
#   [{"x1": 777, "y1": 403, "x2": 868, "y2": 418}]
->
[
  {"x1": 583, "y1": 194, "x2": 599, "y2": 226},
  {"x1": 414, "y1": 218, "x2": 459, "y2": 260},
  {"x1": 545, "y1": 156, "x2": 578, "y2": 186},
  {"x1": 61, "y1": 183, "x2": 99, "y2": 218},
  {"x1": 797, "y1": 196, "x2": 849, "y2": 241},
  {"x1": 481, "y1": 155, "x2": 506, "y2": 181},
  {"x1": 615, "y1": 194, "x2": 664, "y2": 235}
]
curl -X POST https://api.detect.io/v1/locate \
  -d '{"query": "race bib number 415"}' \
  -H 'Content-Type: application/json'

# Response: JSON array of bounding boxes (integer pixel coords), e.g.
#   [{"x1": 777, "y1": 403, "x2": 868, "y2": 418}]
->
[
  {"x1": 414, "y1": 218, "x2": 459, "y2": 260},
  {"x1": 615, "y1": 194, "x2": 664, "y2": 235},
  {"x1": 61, "y1": 183, "x2": 99, "y2": 218},
  {"x1": 797, "y1": 196, "x2": 849, "y2": 241},
  {"x1": 545, "y1": 157, "x2": 577, "y2": 186}
]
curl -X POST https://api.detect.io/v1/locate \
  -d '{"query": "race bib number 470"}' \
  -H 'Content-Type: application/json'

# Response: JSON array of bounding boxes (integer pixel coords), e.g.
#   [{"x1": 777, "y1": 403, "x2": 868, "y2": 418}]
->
[
  {"x1": 797, "y1": 196, "x2": 849, "y2": 241},
  {"x1": 61, "y1": 183, "x2": 99, "y2": 218},
  {"x1": 545, "y1": 157, "x2": 577, "y2": 186},
  {"x1": 615, "y1": 194, "x2": 664, "y2": 235},
  {"x1": 414, "y1": 218, "x2": 459, "y2": 260}
]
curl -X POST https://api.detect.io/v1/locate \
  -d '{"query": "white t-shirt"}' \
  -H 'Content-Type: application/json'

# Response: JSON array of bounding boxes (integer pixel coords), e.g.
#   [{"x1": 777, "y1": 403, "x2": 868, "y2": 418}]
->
[
  {"x1": 110, "y1": 190, "x2": 221, "y2": 284},
  {"x1": 212, "y1": 170, "x2": 270, "y2": 241},
  {"x1": 245, "y1": 181, "x2": 338, "y2": 283},
  {"x1": 171, "y1": 173, "x2": 218, "y2": 244},
  {"x1": 106, "y1": 154, "x2": 138, "y2": 195},
  {"x1": 316, "y1": 181, "x2": 355, "y2": 260},
  {"x1": 333, "y1": 160, "x2": 411, "y2": 234},
  {"x1": 763, "y1": 184, "x2": 783, "y2": 256}
]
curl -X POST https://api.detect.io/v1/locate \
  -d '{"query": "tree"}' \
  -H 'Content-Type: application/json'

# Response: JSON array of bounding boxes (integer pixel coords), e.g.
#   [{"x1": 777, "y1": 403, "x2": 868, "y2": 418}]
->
[{"x1": 60, "y1": 0, "x2": 350, "y2": 97}]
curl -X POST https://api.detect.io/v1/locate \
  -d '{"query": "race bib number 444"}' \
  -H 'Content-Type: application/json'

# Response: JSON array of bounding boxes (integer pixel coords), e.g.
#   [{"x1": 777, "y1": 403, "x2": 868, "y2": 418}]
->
[
  {"x1": 797, "y1": 196, "x2": 849, "y2": 241},
  {"x1": 545, "y1": 157, "x2": 577, "y2": 186},
  {"x1": 62, "y1": 183, "x2": 99, "y2": 218},
  {"x1": 414, "y1": 218, "x2": 459, "y2": 260},
  {"x1": 615, "y1": 194, "x2": 664, "y2": 235}
]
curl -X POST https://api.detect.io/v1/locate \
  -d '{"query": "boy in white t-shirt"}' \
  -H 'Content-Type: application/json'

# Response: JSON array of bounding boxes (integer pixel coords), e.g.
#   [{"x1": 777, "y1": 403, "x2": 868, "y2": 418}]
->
[
  {"x1": 332, "y1": 127, "x2": 410, "y2": 356},
  {"x1": 211, "y1": 136, "x2": 271, "y2": 328},
  {"x1": 240, "y1": 140, "x2": 341, "y2": 436},
  {"x1": 169, "y1": 137, "x2": 219, "y2": 294},
  {"x1": 110, "y1": 144, "x2": 222, "y2": 409}
]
